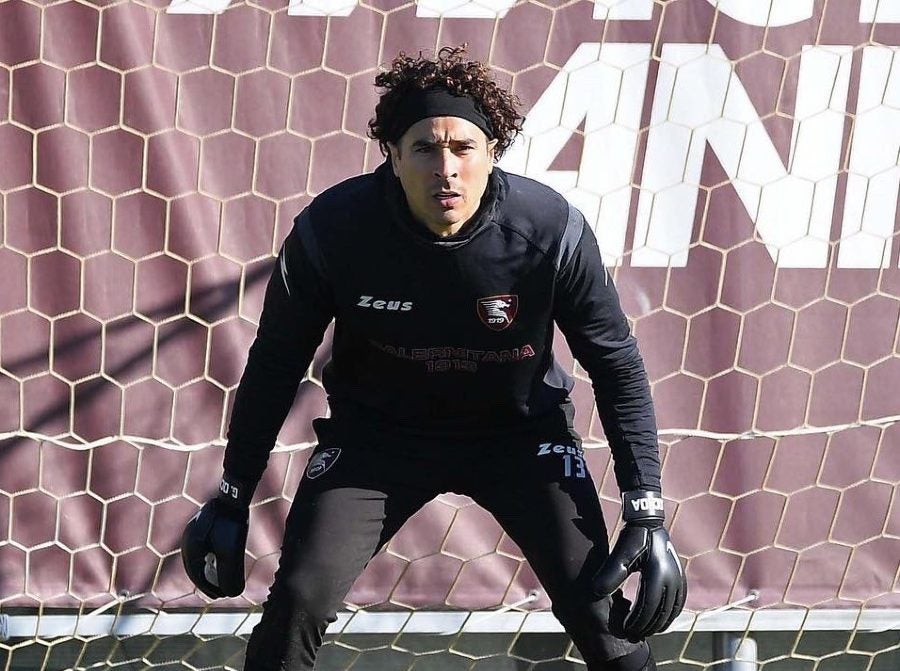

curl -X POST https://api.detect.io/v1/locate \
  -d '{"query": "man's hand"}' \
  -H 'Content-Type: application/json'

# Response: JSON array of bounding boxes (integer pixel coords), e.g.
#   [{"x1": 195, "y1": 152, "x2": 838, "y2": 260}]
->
[
  {"x1": 180, "y1": 474, "x2": 250, "y2": 599},
  {"x1": 592, "y1": 490, "x2": 687, "y2": 642}
]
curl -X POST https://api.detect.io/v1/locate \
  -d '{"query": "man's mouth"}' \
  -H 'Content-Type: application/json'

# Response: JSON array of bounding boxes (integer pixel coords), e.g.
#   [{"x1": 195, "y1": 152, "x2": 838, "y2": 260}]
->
[{"x1": 434, "y1": 191, "x2": 461, "y2": 208}]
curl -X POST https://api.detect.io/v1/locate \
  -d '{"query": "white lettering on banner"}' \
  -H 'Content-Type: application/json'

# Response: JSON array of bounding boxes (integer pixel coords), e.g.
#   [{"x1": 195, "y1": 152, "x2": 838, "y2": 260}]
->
[
  {"x1": 592, "y1": 0, "x2": 652, "y2": 21},
  {"x1": 288, "y1": 0, "x2": 356, "y2": 16},
  {"x1": 416, "y1": 0, "x2": 514, "y2": 19},
  {"x1": 157, "y1": 1, "x2": 900, "y2": 269},
  {"x1": 498, "y1": 43, "x2": 651, "y2": 267},
  {"x1": 167, "y1": 0, "x2": 228, "y2": 13},
  {"x1": 166, "y1": 0, "x2": 900, "y2": 21},
  {"x1": 702, "y1": 0, "x2": 814, "y2": 27},
  {"x1": 860, "y1": 0, "x2": 900, "y2": 23},
  {"x1": 839, "y1": 47, "x2": 900, "y2": 268},
  {"x1": 166, "y1": 0, "x2": 650, "y2": 19},
  {"x1": 633, "y1": 44, "x2": 852, "y2": 268}
]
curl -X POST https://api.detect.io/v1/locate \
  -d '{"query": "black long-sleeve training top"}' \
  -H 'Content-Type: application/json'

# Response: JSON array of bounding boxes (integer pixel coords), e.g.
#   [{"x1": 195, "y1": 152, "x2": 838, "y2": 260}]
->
[{"x1": 223, "y1": 161, "x2": 661, "y2": 494}]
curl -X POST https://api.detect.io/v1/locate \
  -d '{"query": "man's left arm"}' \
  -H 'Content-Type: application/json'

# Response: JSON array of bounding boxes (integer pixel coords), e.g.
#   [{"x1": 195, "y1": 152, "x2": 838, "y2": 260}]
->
[
  {"x1": 552, "y1": 207, "x2": 658, "y2": 492},
  {"x1": 552, "y1": 206, "x2": 686, "y2": 642}
]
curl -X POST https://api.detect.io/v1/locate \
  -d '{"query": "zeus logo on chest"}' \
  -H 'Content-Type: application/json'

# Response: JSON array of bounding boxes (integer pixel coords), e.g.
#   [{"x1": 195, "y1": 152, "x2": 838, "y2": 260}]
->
[{"x1": 357, "y1": 295, "x2": 413, "y2": 312}]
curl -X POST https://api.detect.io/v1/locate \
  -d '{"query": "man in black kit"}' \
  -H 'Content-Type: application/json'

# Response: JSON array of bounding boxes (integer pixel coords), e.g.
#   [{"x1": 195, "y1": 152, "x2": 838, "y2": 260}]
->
[{"x1": 182, "y1": 46, "x2": 686, "y2": 671}]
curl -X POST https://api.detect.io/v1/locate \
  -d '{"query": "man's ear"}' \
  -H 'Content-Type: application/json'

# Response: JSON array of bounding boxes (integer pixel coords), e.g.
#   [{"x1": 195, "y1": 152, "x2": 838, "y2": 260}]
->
[
  {"x1": 487, "y1": 139, "x2": 498, "y2": 169},
  {"x1": 387, "y1": 143, "x2": 401, "y2": 176}
]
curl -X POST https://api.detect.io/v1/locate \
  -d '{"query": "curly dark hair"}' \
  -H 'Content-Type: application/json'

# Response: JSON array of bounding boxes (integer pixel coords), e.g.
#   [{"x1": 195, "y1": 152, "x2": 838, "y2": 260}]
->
[{"x1": 368, "y1": 46, "x2": 523, "y2": 160}]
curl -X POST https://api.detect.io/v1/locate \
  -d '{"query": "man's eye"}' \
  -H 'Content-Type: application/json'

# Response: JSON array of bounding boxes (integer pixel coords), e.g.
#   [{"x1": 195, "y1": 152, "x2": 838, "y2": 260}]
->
[
  {"x1": 416, "y1": 146, "x2": 433, "y2": 153},
  {"x1": 456, "y1": 145, "x2": 474, "y2": 153}
]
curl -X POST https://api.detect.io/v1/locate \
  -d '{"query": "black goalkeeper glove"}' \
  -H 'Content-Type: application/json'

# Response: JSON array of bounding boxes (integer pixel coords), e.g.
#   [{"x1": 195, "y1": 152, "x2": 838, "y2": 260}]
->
[
  {"x1": 180, "y1": 473, "x2": 251, "y2": 599},
  {"x1": 592, "y1": 490, "x2": 687, "y2": 643}
]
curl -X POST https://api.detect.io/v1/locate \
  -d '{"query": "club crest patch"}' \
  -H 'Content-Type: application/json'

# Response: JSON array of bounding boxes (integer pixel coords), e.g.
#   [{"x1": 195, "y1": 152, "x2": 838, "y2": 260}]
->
[
  {"x1": 306, "y1": 448, "x2": 341, "y2": 479},
  {"x1": 477, "y1": 295, "x2": 518, "y2": 331}
]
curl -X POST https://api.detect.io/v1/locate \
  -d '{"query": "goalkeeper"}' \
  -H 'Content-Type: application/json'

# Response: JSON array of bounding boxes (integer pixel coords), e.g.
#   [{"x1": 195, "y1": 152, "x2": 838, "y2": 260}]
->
[{"x1": 182, "y1": 46, "x2": 685, "y2": 671}]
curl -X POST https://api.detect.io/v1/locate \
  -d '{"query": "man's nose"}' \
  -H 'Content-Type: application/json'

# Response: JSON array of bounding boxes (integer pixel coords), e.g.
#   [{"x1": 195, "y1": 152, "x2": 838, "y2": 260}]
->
[{"x1": 433, "y1": 149, "x2": 459, "y2": 178}]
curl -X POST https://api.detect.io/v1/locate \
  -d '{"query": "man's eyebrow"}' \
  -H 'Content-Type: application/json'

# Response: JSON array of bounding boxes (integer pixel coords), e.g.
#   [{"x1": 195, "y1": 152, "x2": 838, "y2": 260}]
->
[{"x1": 410, "y1": 137, "x2": 479, "y2": 147}]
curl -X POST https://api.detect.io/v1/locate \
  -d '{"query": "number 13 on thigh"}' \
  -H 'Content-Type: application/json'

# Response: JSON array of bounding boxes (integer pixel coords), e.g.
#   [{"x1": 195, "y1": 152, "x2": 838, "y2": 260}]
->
[
  {"x1": 537, "y1": 443, "x2": 587, "y2": 479},
  {"x1": 563, "y1": 453, "x2": 586, "y2": 479}
]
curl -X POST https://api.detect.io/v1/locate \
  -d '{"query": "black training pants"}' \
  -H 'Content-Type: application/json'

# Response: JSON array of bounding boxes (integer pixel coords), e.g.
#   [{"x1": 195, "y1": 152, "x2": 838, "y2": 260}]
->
[{"x1": 243, "y1": 431, "x2": 651, "y2": 671}]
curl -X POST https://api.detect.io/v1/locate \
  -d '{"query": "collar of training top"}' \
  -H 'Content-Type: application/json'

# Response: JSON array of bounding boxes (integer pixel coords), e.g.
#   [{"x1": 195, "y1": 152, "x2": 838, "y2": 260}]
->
[{"x1": 388, "y1": 88, "x2": 494, "y2": 144}]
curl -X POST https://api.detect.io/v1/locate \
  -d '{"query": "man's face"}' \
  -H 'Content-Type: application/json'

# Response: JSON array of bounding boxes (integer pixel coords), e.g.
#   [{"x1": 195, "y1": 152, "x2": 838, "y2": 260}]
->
[{"x1": 388, "y1": 116, "x2": 497, "y2": 236}]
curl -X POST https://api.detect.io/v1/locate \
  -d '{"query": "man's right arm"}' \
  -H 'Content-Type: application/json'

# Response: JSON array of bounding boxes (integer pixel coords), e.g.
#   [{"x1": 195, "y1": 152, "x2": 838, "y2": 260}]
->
[{"x1": 222, "y1": 209, "x2": 334, "y2": 498}]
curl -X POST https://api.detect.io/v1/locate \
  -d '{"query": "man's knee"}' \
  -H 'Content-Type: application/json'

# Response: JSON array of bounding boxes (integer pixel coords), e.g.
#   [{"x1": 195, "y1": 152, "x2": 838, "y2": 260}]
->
[
  {"x1": 273, "y1": 568, "x2": 341, "y2": 624},
  {"x1": 244, "y1": 580, "x2": 335, "y2": 671},
  {"x1": 551, "y1": 592, "x2": 650, "y2": 669},
  {"x1": 603, "y1": 644, "x2": 655, "y2": 671}
]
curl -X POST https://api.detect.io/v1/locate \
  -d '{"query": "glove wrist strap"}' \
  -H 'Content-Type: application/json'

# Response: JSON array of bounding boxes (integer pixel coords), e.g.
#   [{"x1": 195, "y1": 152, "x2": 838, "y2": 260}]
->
[
  {"x1": 622, "y1": 489, "x2": 665, "y2": 523},
  {"x1": 218, "y1": 473, "x2": 252, "y2": 509}
]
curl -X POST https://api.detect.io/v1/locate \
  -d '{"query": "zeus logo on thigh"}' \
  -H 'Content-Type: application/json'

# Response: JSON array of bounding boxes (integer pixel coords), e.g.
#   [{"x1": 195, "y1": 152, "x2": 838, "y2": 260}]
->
[
  {"x1": 536, "y1": 443, "x2": 586, "y2": 479},
  {"x1": 536, "y1": 442, "x2": 583, "y2": 457}
]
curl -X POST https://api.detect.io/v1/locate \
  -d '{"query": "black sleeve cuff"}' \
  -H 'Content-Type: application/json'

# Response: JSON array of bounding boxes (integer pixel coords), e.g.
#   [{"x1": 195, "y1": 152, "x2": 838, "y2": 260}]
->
[{"x1": 217, "y1": 473, "x2": 254, "y2": 509}]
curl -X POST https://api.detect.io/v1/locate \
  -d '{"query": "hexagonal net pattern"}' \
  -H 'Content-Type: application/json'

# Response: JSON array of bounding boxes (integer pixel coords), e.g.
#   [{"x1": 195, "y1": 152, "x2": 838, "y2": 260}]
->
[{"x1": 1, "y1": 0, "x2": 899, "y2": 669}]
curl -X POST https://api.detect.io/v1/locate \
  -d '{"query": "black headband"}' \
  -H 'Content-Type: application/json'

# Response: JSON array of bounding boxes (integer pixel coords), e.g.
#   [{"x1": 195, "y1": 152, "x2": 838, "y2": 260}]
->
[{"x1": 388, "y1": 88, "x2": 494, "y2": 143}]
